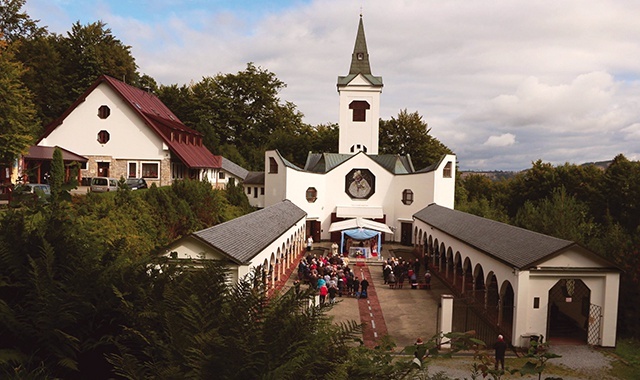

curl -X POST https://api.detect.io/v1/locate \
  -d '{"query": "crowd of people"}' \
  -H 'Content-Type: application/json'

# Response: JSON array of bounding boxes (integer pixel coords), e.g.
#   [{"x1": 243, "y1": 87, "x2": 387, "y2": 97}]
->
[
  {"x1": 295, "y1": 243, "x2": 433, "y2": 305},
  {"x1": 382, "y1": 257, "x2": 431, "y2": 289},
  {"x1": 297, "y1": 251, "x2": 371, "y2": 303}
]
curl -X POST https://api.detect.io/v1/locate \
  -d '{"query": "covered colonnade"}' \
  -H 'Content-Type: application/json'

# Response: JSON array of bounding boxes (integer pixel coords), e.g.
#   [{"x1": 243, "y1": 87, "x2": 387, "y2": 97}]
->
[{"x1": 413, "y1": 204, "x2": 620, "y2": 348}]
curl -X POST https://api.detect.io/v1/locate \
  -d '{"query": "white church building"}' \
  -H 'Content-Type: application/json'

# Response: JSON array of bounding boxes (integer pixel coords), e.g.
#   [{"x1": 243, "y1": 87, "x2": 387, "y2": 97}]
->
[
  {"x1": 264, "y1": 16, "x2": 456, "y2": 253},
  {"x1": 171, "y1": 15, "x2": 620, "y2": 348}
]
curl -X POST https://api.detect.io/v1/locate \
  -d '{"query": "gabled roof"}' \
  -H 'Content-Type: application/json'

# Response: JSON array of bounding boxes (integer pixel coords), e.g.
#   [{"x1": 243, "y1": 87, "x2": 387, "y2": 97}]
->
[
  {"x1": 337, "y1": 16, "x2": 383, "y2": 87},
  {"x1": 413, "y1": 204, "x2": 577, "y2": 269},
  {"x1": 191, "y1": 200, "x2": 306, "y2": 264},
  {"x1": 39, "y1": 75, "x2": 220, "y2": 169},
  {"x1": 24, "y1": 145, "x2": 88, "y2": 163},
  {"x1": 220, "y1": 157, "x2": 249, "y2": 180},
  {"x1": 243, "y1": 171, "x2": 265, "y2": 185},
  {"x1": 304, "y1": 152, "x2": 415, "y2": 174}
]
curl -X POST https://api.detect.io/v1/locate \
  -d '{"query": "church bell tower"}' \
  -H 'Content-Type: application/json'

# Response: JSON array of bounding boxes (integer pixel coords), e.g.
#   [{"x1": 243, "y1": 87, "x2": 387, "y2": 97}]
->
[{"x1": 337, "y1": 15, "x2": 383, "y2": 155}]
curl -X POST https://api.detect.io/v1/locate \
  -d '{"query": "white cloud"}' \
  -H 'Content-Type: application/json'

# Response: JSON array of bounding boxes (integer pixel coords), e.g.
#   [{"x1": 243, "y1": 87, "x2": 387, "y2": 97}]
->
[
  {"x1": 24, "y1": 0, "x2": 640, "y2": 171},
  {"x1": 484, "y1": 134, "x2": 516, "y2": 148}
]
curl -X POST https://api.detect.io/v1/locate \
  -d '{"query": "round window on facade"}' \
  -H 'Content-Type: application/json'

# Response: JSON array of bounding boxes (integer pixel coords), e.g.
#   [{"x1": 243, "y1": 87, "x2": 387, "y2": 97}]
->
[
  {"x1": 306, "y1": 187, "x2": 317, "y2": 203},
  {"x1": 402, "y1": 189, "x2": 414, "y2": 205},
  {"x1": 97, "y1": 130, "x2": 110, "y2": 144},
  {"x1": 98, "y1": 105, "x2": 111, "y2": 119}
]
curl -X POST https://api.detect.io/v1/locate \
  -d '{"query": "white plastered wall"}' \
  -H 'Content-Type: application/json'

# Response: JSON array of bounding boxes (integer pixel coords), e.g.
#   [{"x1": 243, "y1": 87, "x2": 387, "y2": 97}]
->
[
  {"x1": 264, "y1": 151, "x2": 455, "y2": 243},
  {"x1": 39, "y1": 83, "x2": 167, "y2": 161},
  {"x1": 338, "y1": 75, "x2": 381, "y2": 155}
]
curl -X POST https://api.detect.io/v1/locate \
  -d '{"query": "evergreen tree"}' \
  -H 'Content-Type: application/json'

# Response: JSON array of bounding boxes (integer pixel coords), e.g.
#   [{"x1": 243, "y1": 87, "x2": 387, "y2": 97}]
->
[{"x1": 59, "y1": 21, "x2": 138, "y2": 101}]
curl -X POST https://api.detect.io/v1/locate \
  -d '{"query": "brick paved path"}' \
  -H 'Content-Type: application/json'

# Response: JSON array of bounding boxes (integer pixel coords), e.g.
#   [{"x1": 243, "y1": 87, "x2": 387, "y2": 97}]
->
[{"x1": 353, "y1": 264, "x2": 388, "y2": 347}]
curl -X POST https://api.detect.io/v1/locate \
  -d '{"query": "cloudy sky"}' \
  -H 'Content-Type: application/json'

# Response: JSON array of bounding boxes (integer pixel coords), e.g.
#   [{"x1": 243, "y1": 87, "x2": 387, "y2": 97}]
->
[{"x1": 25, "y1": 0, "x2": 640, "y2": 171}]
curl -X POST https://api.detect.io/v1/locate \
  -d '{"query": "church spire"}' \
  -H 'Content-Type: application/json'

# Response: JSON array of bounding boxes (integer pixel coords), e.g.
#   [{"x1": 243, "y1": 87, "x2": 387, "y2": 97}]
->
[{"x1": 348, "y1": 15, "x2": 372, "y2": 75}]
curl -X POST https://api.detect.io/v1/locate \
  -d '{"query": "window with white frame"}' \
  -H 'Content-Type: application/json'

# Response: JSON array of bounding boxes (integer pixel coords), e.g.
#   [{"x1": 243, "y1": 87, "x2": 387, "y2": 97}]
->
[
  {"x1": 141, "y1": 162, "x2": 159, "y2": 179},
  {"x1": 171, "y1": 162, "x2": 185, "y2": 180},
  {"x1": 218, "y1": 171, "x2": 225, "y2": 179},
  {"x1": 128, "y1": 162, "x2": 137, "y2": 178}
]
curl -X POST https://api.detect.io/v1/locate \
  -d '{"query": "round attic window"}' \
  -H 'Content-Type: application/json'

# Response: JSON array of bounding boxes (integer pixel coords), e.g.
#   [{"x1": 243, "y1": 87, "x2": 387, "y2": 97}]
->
[
  {"x1": 97, "y1": 130, "x2": 110, "y2": 144},
  {"x1": 98, "y1": 105, "x2": 110, "y2": 119}
]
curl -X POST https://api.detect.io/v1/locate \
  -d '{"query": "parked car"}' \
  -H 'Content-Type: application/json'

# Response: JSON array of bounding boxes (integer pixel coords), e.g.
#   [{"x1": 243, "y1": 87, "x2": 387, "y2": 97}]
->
[
  {"x1": 125, "y1": 178, "x2": 148, "y2": 190},
  {"x1": 90, "y1": 177, "x2": 119, "y2": 192},
  {"x1": 9, "y1": 183, "x2": 51, "y2": 206}
]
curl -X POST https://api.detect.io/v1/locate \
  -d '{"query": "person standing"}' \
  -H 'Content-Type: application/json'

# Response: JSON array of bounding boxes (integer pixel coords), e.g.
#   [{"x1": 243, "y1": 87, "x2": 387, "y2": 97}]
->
[
  {"x1": 352, "y1": 277, "x2": 360, "y2": 297},
  {"x1": 319, "y1": 283, "x2": 328, "y2": 304},
  {"x1": 360, "y1": 278, "x2": 369, "y2": 298},
  {"x1": 328, "y1": 285, "x2": 338, "y2": 304},
  {"x1": 494, "y1": 334, "x2": 507, "y2": 370},
  {"x1": 307, "y1": 236, "x2": 314, "y2": 252},
  {"x1": 424, "y1": 270, "x2": 431, "y2": 290}
]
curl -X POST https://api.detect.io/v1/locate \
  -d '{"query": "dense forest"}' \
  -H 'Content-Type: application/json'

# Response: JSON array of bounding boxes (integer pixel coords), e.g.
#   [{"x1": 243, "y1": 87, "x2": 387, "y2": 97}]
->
[{"x1": 1, "y1": 0, "x2": 639, "y2": 378}]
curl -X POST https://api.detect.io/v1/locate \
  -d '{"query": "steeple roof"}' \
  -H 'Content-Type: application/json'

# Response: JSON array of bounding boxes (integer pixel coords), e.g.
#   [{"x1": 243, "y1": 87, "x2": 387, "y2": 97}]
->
[{"x1": 338, "y1": 15, "x2": 383, "y2": 87}]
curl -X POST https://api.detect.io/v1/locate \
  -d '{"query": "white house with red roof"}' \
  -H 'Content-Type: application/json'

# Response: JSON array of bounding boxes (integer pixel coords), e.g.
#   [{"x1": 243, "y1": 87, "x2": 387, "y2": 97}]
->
[{"x1": 37, "y1": 75, "x2": 247, "y2": 187}]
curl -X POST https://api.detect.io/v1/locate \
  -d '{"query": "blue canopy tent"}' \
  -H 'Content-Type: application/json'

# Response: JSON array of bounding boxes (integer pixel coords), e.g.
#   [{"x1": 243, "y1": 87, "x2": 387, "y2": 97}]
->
[
  {"x1": 329, "y1": 217, "x2": 394, "y2": 259},
  {"x1": 341, "y1": 228, "x2": 381, "y2": 258}
]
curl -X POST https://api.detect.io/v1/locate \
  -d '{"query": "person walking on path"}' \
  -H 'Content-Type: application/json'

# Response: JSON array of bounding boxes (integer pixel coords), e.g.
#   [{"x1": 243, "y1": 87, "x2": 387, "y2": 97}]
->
[
  {"x1": 352, "y1": 277, "x2": 360, "y2": 297},
  {"x1": 494, "y1": 334, "x2": 507, "y2": 370},
  {"x1": 360, "y1": 278, "x2": 369, "y2": 298}
]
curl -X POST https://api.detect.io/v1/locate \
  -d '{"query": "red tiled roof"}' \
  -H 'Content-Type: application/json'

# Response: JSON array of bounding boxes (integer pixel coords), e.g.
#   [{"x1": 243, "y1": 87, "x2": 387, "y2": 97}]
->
[{"x1": 40, "y1": 75, "x2": 219, "y2": 169}]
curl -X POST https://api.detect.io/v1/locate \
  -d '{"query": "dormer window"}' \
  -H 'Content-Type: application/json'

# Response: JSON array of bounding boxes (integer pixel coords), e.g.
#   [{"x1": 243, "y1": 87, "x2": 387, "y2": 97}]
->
[
  {"x1": 349, "y1": 100, "x2": 370, "y2": 122},
  {"x1": 98, "y1": 105, "x2": 110, "y2": 119}
]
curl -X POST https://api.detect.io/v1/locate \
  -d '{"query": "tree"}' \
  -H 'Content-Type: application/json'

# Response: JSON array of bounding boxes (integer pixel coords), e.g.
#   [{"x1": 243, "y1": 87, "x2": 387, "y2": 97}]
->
[
  {"x1": 59, "y1": 21, "x2": 138, "y2": 102},
  {"x1": 514, "y1": 186, "x2": 596, "y2": 244},
  {"x1": 49, "y1": 147, "x2": 64, "y2": 204},
  {"x1": 0, "y1": 38, "x2": 38, "y2": 166},
  {"x1": 599, "y1": 154, "x2": 640, "y2": 233},
  {"x1": 379, "y1": 109, "x2": 452, "y2": 169},
  {"x1": 167, "y1": 63, "x2": 305, "y2": 170},
  {"x1": 14, "y1": 34, "x2": 67, "y2": 125},
  {"x1": 107, "y1": 262, "x2": 365, "y2": 379},
  {"x1": 504, "y1": 160, "x2": 559, "y2": 218},
  {"x1": 0, "y1": 0, "x2": 46, "y2": 42}
]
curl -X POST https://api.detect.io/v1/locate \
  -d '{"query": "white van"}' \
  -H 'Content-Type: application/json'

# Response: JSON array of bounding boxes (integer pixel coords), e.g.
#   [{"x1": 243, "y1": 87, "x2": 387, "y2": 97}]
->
[{"x1": 90, "y1": 177, "x2": 119, "y2": 193}]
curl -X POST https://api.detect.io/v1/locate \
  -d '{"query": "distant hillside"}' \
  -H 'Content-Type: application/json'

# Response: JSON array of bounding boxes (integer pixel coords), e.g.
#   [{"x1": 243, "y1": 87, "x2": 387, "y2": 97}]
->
[
  {"x1": 460, "y1": 160, "x2": 613, "y2": 181},
  {"x1": 458, "y1": 171, "x2": 517, "y2": 180},
  {"x1": 580, "y1": 160, "x2": 612, "y2": 170}
]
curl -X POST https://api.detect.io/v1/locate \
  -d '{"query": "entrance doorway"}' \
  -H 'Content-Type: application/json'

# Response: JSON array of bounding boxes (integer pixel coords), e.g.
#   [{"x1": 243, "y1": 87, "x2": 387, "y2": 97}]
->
[
  {"x1": 547, "y1": 279, "x2": 590, "y2": 344},
  {"x1": 97, "y1": 162, "x2": 110, "y2": 177},
  {"x1": 400, "y1": 222, "x2": 412, "y2": 246},
  {"x1": 306, "y1": 220, "x2": 320, "y2": 245}
]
